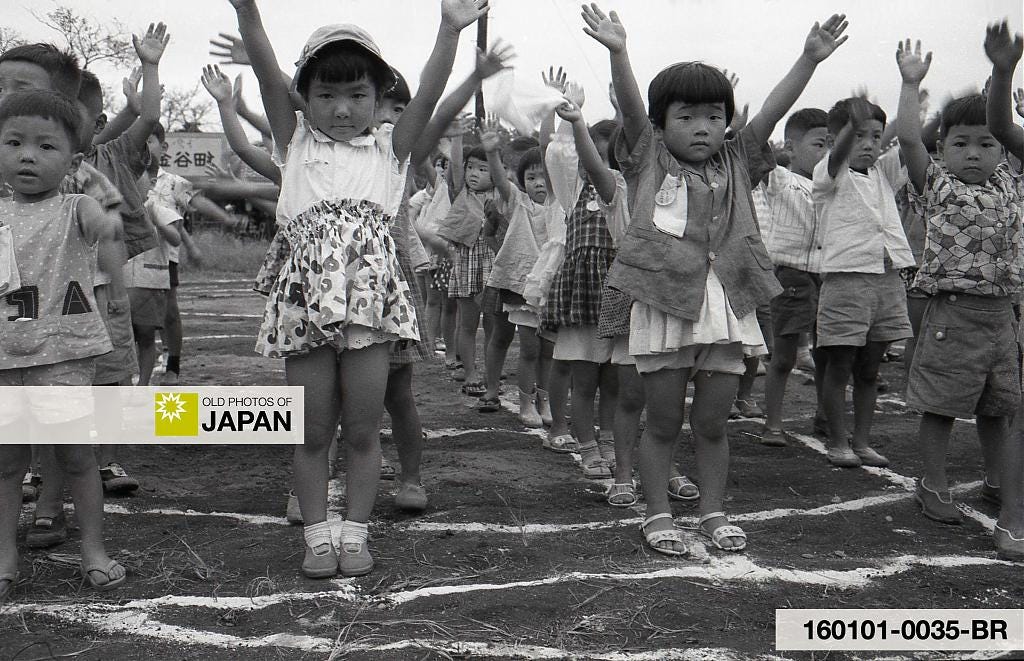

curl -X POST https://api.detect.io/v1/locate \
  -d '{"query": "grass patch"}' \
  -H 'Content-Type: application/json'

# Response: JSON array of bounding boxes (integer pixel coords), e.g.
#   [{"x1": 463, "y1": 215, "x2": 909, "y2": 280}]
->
[{"x1": 184, "y1": 230, "x2": 269, "y2": 274}]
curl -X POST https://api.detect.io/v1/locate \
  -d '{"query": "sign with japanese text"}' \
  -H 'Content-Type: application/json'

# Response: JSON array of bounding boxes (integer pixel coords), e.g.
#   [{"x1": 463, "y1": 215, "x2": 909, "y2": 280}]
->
[{"x1": 160, "y1": 132, "x2": 228, "y2": 181}]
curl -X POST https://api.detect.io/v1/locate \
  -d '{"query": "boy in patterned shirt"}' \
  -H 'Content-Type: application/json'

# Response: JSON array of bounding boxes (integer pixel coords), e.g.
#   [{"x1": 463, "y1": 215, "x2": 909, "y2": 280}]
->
[{"x1": 896, "y1": 37, "x2": 1022, "y2": 562}]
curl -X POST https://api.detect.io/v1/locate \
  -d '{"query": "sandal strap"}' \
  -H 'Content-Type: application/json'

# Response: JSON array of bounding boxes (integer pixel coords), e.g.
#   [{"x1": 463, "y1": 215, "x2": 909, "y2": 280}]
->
[
  {"x1": 642, "y1": 512, "x2": 674, "y2": 529},
  {"x1": 303, "y1": 521, "x2": 334, "y2": 553},
  {"x1": 697, "y1": 511, "x2": 727, "y2": 526},
  {"x1": 644, "y1": 529, "x2": 684, "y2": 546},
  {"x1": 711, "y1": 525, "x2": 747, "y2": 543},
  {"x1": 994, "y1": 524, "x2": 1024, "y2": 542},
  {"x1": 919, "y1": 478, "x2": 953, "y2": 503},
  {"x1": 339, "y1": 520, "x2": 369, "y2": 552}
]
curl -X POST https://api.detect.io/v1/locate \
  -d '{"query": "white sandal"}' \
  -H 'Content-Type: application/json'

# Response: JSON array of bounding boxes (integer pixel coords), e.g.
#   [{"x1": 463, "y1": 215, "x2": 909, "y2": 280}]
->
[
  {"x1": 640, "y1": 513, "x2": 688, "y2": 557},
  {"x1": 697, "y1": 512, "x2": 747, "y2": 552}
]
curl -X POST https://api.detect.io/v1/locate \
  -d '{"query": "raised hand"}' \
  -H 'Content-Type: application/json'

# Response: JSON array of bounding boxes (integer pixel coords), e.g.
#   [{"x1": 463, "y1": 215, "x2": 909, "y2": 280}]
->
[
  {"x1": 803, "y1": 14, "x2": 849, "y2": 63},
  {"x1": 441, "y1": 0, "x2": 490, "y2": 32},
  {"x1": 555, "y1": 100, "x2": 583, "y2": 123},
  {"x1": 542, "y1": 66, "x2": 567, "y2": 93},
  {"x1": 201, "y1": 64, "x2": 233, "y2": 103},
  {"x1": 1014, "y1": 88, "x2": 1024, "y2": 118},
  {"x1": 232, "y1": 74, "x2": 246, "y2": 108},
  {"x1": 581, "y1": 3, "x2": 626, "y2": 54},
  {"x1": 729, "y1": 102, "x2": 749, "y2": 133},
  {"x1": 479, "y1": 126, "x2": 501, "y2": 153},
  {"x1": 123, "y1": 67, "x2": 143, "y2": 115},
  {"x1": 984, "y1": 20, "x2": 1023, "y2": 72},
  {"x1": 896, "y1": 39, "x2": 932, "y2": 84},
  {"x1": 475, "y1": 38, "x2": 515, "y2": 80},
  {"x1": 133, "y1": 22, "x2": 170, "y2": 65},
  {"x1": 722, "y1": 68, "x2": 740, "y2": 90},
  {"x1": 205, "y1": 161, "x2": 238, "y2": 180},
  {"x1": 444, "y1": 114, "x2": 476, "y2": 138},
  {"x1": 209, "y1": 32, "x2": 251, "y2": 66},
  {"x1": 847, "y1": 96, "x2": 874, "y2": 128},
  {"x1": 564, "y1": 80, "x2": 585, "y2": 108}
]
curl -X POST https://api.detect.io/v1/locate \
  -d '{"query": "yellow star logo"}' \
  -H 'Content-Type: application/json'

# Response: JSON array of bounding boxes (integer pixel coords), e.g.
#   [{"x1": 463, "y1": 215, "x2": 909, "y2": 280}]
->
[{"x1": 154, "y1": 392, "x2": 199, "y2": 436}]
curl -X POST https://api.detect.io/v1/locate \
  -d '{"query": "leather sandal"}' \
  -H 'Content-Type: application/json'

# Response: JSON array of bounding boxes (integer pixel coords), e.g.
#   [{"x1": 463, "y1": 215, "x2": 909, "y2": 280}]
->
[
  {"x1": 698, "y1": 512, "x2": 747, "y2": 552},
  {"x1": 641, "y1": 513, "x2": 688, "y2": 557}
]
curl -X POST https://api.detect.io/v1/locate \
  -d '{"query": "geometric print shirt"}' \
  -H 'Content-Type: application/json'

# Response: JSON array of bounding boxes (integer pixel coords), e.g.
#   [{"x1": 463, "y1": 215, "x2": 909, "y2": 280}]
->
[{"x1": 910, "y1": 158, "x2": 1023, "y2": 297}]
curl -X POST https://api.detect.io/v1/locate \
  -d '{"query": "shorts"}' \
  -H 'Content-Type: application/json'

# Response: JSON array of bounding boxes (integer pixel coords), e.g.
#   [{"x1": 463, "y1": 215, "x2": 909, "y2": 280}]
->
[
  {"x1": 0, "y1": 357, "x2": 95, "y2": 426},
  {"x1": 610, "y1": 334, "x2": 635, "y2": 366},
  {"x1": 816, "y1": 271, "x2": 912, "y2": 347},
  {"x1": 93, "y1": 286, "x2": 138, "y2": 385},
  {"x1": 168, "y1": 261, "x2": 180, "y2": 288},
  {"x1": 478, "y1": 285, "x2": 504, "y2": 315},
  {"x1": 756, "y1": 303, "x2": 773, "y2": 354},
  {"x1": 907, "y1": 292, "x2": 1020, "y2": 419},
  {"x1": 128, "y1": 288, "x2": 168, "y2": 330},
  {"x1": 770, "y1": 266, "x2": 821, "y2": 338},
  {"x1": 553, "y1": 325, "x2": 613, "y2": 363},
  {"x1": 634, "y1": 342, "x2": 746, "y2": 376}
]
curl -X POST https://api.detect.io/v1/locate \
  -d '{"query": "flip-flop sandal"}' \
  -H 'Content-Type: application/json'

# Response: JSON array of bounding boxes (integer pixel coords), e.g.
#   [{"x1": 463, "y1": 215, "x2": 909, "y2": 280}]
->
[
  {"x1": 26, "y1": 512, "x2": 67, "y2": 548},
  {"x1": 697, "y1": 512, "x2": 747, "y2": 552},
  {"x1": 641, "y1": 513, "x2": 688, "y2": 557},
  {"x1": 606, "y1": 482, "x2": 637, "y2": 508},
  {"x1": 462, "y1": 381, "x2": 486, "y2": 397},
  {"x1": 667, "y1": 475, "x2": 700, "y2": 501},
  {"x1": 543, "y1": 434, "x2": 579, "y2": 454},
  {"x1": 0, "y1": 571, "x2": 18, "y2": 602},
  {"x1": 478, "y1": 396, "x2": 502, "y2": 413},
  {"x1": 80, "y1": 559, "x2": 126, "y2": 591}
]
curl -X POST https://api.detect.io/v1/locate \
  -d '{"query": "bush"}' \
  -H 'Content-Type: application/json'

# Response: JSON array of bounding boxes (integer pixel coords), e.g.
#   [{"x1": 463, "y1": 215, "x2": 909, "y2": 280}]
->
[{"x1": 182, "y1": 229, "x2": 269, "y2": 273}]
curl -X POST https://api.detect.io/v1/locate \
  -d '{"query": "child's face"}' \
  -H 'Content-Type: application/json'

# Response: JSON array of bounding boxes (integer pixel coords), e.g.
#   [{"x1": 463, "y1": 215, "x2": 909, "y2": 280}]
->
[
  {"x1": 0, "y1": 60, "x2": 52, "y2": 99},
  {"x1": 522, "y1": 164, "x2": 547, "y2": 204},
  {"x1": 659, "y1": 101, "x2": 728, "y2": 164},
  {"x1": 0, "y1": 115, "x2": 82, "y2": 202},
  {"x1": 938, "y1": 125, "x2": 1002, "y2": 185},
  {"x1": 376, "y1": 97, "x2": 406, "y2": 127},
  {"x1": 306, "y1": 75, "x2": 378, "y2": 142},
  {"x1": 848, "y1": 119, "x2": 884, "y2": 172},
  {"x1": 146, "y1": 134, "x2": 164, "y2": 164},
  {"x1": 464, "y1": 156, "x2": 493, "y2": 192},
  {"x1": 786, "y1": 127, "x2": 829, "y2": 176}
]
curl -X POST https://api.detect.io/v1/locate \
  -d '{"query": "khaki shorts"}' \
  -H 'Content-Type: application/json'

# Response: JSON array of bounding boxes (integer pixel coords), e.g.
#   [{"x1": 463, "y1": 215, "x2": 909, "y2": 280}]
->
[
  {"x1": 634, "y1": 342, "x2": 746, "y2": 376},
  {"x1": 0, "y1": 357, "x2": 95, "y2": 426},
  {"x1": 817, "y1": 271, "x2": 912, "y2": 347},
  {"x1": 771, "y1": 266, "x2": 821, "y2": 338},
  {"x1": 907, "y1": 293, "x2": 1021, "y2": 419}
]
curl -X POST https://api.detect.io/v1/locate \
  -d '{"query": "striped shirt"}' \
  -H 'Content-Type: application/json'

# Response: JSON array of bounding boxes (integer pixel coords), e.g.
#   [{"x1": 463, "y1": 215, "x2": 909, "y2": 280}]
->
[{"x1": 762, "y1": 166, "x2": 822, "y2": 273}]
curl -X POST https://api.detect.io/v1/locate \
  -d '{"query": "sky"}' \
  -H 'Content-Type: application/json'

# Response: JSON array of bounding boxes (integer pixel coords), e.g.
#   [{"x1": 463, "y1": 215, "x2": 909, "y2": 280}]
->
[{"x1": 4, "y1": 0, "x2": 1023, "y2": 140}]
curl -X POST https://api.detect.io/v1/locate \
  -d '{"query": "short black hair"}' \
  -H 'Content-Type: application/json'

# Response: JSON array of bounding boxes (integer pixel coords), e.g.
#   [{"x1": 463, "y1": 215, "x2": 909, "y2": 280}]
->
[
  {"x1": 647, "y1": 62, "x2": 734, "y2": 129},
  {"x1": 383, "y1": 70, "x2": 410, "y2": 104},
  {"x1": 784, "y1": 108, "x2": 828, "y2": 141},
  {"x1": 515, "y1": 146, "x2": 544, "y2": 187},
  {"x1": 151, "y1": 121, "x2": 166, "y2": 144},
  {"x1": 606, "y1": 125, "x2": 622, "y2": 171},
  {"x1": 0, "y1": 89, "x2": 83, "y2": 151},
  {"x1": 77, "y1": 70, "x2": 104, "y2": 116},
  {"x1": 464, "y1": 144, "x2": 488, "y2": 167},
  {"x1": 295, "y1": 41, "x2": 393, "y2": 100},
  {"x1": 509, "y1": 135, "x2": 539, "y2": 152},
  {"x1": 589, "y1": 119, "x2": 618, "y2": 144},
  {"x1": 827, "y1": 97, "x2": 886, "y2": 136},
  {"x1": 0, "y1": 43, "x2": 82, "y2": 100},
  {"x1": 940, "y1": 94, "x2": 988, "y2": 138}
]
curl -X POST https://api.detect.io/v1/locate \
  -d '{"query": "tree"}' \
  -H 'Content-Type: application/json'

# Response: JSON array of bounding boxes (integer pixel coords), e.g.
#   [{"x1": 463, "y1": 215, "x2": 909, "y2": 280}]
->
[
  {"x1": 163, "y1": 85, "x2": 213, "y2": 132},
  {"x1": 0, "y1": 27, "x2": 26, "y2": 52},
  {"x1": 32, "y1": 5, "x2": 133, "y2": 69}
]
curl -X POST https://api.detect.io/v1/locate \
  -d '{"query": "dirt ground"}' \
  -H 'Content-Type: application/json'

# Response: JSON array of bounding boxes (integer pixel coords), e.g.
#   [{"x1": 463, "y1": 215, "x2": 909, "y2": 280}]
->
[{"x1": 1, "y1": 271, "x2": 1022, "y2": 661}]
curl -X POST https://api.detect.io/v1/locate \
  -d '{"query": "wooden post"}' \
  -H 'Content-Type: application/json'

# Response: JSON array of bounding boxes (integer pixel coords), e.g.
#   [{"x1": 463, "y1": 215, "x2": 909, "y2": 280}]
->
[{"x1": 474, "y1": 12, "x2": 487, "y2": 122}]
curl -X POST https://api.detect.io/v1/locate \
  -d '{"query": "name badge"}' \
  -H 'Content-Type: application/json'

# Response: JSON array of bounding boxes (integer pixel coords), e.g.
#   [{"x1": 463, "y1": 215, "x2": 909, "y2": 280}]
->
[{"x1": 586, "y1": 200, "x2": 600, "y2": 212}]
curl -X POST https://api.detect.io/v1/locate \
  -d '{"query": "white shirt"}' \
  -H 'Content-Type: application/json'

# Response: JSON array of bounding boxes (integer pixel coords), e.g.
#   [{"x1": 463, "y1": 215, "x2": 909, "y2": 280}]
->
[
  {"x1": 124, "y1": 199, "x2": 179, "y2": 289},
  {"x1": 763, "y1": 166, "x2": 822, "y2": 273}
]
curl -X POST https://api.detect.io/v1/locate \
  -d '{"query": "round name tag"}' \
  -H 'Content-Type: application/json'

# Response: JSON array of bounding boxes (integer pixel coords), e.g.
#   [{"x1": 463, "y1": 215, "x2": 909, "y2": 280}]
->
[
  {"x1": 655, "y1": 187, "x2": 676, "y2": 206},
  {"x1": 586, "y1": 200, "x2": 601, "y2": 212}
]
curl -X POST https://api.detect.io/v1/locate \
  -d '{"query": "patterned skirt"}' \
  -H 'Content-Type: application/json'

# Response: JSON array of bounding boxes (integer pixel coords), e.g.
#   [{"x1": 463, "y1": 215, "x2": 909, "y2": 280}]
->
[
  {"x1": 449, "y1": 235, "x2": 494, "y2": 299},
  {"x1": 255, "y1": 199, "x2": 419, "y2": 358},
  {"x1": 543, "y1": 246, "x2": 615, "y2": 330},
  {"x1": 253, "y1": 230, "x2": 290, "y2": 296}
]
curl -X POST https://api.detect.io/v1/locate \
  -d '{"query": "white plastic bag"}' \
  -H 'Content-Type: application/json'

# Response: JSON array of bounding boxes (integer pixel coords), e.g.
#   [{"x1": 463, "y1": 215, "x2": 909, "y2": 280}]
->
[{"x1": 483, "y1": 69, "x2": 567, "y2": 136}]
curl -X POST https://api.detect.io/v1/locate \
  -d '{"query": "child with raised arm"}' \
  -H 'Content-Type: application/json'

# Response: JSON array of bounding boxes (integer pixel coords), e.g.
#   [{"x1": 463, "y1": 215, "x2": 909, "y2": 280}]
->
[
  {"x1": 759, "y1": 108, "x2": 830, "y2": 447},
  {"x1": 0, "y1": 90, "x2": 123, "y2": 599},
  {"x1": 229, "y1": 0, "x2": 488, "y2": 577},
  {"x1": 584, "y1": 3, "x2": 847, "y2": 555},
  {"x1": 813, "y1": 94, "x2": 914, "y2": 469}
]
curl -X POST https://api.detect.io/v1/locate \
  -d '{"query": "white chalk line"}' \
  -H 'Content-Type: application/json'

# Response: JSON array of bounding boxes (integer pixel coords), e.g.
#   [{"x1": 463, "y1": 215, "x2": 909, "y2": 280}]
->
[
  {"x1": 185, "y1": 334, "x2": 254, "y2": 340},
  {"x1": 181, "y1": 311, "x2": 263, "y2": 319}
]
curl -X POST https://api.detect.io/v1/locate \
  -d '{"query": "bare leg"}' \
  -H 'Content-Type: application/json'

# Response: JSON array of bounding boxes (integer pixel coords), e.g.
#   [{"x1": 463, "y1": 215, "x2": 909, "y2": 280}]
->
[
  {"x1": 337, "y1": 342, "x2": 390, "y2": 524},
  {"x1": 484, "y1": 309, "x2": 515, "y2": 401},
  {"x1": 850, "y1": 341, "x2": 888, "y2": 452},
  {"x1": 821, "y1": 345, "x2": 857, "y2": 452},
  {"x1": 997, "y1": 408, "x2": 1024, "y2": 538},
  {"x1": 613, "y1": 365, "x2": 644, "y2": 485},
  {"x1": 442, "y1": 294, "x2": 458, "y2": 364},
  {"x1": 547, "y1": 359, "x2": 572, "y2": 439},
  {"x1": 34, "y1": 444, "x2": 64, "y2": 520},
  {"x1": 691, "y1": 371, "x2": 744, "y2": 549},
  {"x1": 162, "y1": 286, "x2": 182, "y2": 378},
  {"x1": 385, "y1": 364, "x2": 422, "y2": 486},
  {"x1": 456, "y1": 298, "x2": 482, "y2": 384},
  {"x1": 977, "y1": 415, "x2": 1006, "y2": 489},
  {"x1": 0, "y1": 439, "x2": 30, "y2": 595},
  {"x1": 597, "y1": 362, "x2": 617, "y2": 433},
  {"x1": 570, "y1": 361, "x2": 601, "y2": 452},
  {"x1": 764, "y1": 334, "x2": 800, "y2": 431},
  {"x1": 135, "y1": 325, "x2": 158, "y2": 387},
  {"x1": 637, "y1": 367, "x2": 688, "y2": 553},
  {"x1": 919, "y1": 412, "x2": 956, "y2": 491}
]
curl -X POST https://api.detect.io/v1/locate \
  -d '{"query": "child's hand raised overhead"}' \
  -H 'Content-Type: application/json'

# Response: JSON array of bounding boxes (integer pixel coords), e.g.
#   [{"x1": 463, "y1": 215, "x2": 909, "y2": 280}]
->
[
  {"x1": 555, "y1": 100, "x2": 583, "y2": 124},
  {"x1": 123, "y1": 67, "x2": 143, "y2": 115},
  {"x1": 1014, "y1": 88, "x2": 1024, "y2": 119},
  {"x1": 444, "y1": 114, "x2": 476, "y2": 138},
  {"x1": 441, "y1": 0, "x2": 490, "y2": 32},
  {"x1": 133, "y1": 22, "x2": 171, "y2": 65},
  {"x1": 564, "y1": 80, "x2": 585, "y2": 108},
  {"x1": 896, "y1": 39, "x2": 932, "y2": 84},
  {"x1": 542, "y1": 66, "x2": 567, "y2": 93},
  {"x1": 722, "y1": 69, "x2": 740, "y2": 90},
  {"x1": 802, "y1": 14, "x2": 849, "y2": 63},
  {"x1": 475, "y1": 39, "x2": 515, "y2": 79},
  {"x1": 581, "y1": 4, "x2": 626, "y2": 54},
  {"x1": 201, "y1": 65, "x2": 233, "y2": 103},
  {"x1": 479, "y1": 121, "x2": 502, "y2": 153},
  {"x1": 846, "y1": 96, "x2": 875, "y2": 127},
  {"x1": 210, "y1": 32, "x2": 251, "y2": 66},
  {"x1": 984, "y1": 20, "x2": 1023, "y2": 72}
]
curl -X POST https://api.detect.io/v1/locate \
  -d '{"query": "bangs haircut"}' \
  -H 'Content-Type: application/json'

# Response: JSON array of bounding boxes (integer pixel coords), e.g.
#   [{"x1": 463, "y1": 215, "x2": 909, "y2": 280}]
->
[
  {"x1": 648, "y1": 62, "x2": 734, "y2": 129},
  {"x1": 516, "y1": 146, "x2": 544, "y2": 187},
  {"x1": 827, "y1": 97, "x2": 886, "y2": 136},
  {"x1": 510, "y1": 135, "x2": 539, "y2": 152},
  {"x1": 0, "y1": 43, "x2": 82, "y2": 100},
  {"x1": 464, "y1": 144, "x2": 488, "y2": 167},
  {"x1": 77, "y1": 70, "x2": 104, "y2": 116},
  {"x1": 0, "y1": 89, "x2": 83, "y2": 151},
  {"x1": 940, "y1": 94, "x2": 988, "y2": 138},
  {"x1": 383, "y1": 70, "x2": 411, "y2": 103},
  {"x1": 295, "y1": 41, "x2": 393, "y2": 100},
  {"x1": 784, "y1": 108, "x2": 828, "y2": 141},
  {"x1": 589, "y1": 119, "x2": 617, "y2": 144}
]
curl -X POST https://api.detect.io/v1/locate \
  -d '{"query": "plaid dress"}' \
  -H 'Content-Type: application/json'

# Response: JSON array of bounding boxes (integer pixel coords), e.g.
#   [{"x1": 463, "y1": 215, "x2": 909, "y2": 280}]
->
[{"x1": 543, "y1": 175, "x2": 616, "y2": 330}]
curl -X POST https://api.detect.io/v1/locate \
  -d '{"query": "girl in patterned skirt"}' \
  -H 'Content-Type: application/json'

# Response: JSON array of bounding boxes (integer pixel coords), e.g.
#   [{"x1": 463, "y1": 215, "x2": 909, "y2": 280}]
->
[{"x1": 230, "y1": 0, "x2": 488, "y2": 578}]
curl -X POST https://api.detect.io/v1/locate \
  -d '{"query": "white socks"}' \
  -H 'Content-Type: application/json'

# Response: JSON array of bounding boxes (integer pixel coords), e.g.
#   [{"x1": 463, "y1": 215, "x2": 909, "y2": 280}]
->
[
  {"x1": 303, "y1": 521, "x2": 334, "y2": 555},
  {"x1": 339, "y1": 520, "x2": 369, "y2": 552}
]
